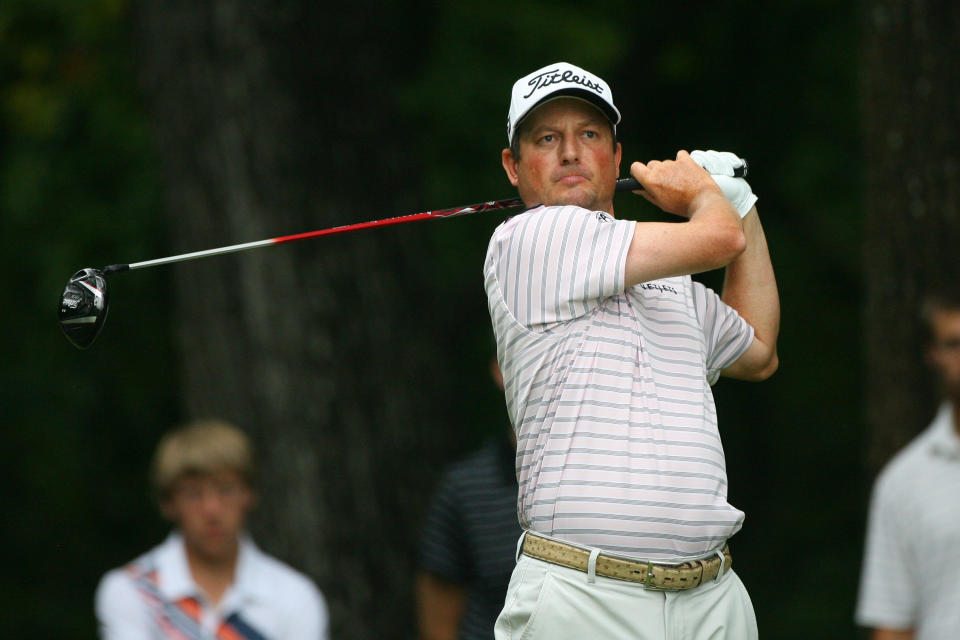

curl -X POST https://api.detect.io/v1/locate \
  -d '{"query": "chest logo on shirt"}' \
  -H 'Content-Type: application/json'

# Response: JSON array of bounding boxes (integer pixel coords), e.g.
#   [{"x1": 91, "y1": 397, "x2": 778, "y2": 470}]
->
[{"x1": 640, "y1": 282, "x2": 679, "y2": 295}]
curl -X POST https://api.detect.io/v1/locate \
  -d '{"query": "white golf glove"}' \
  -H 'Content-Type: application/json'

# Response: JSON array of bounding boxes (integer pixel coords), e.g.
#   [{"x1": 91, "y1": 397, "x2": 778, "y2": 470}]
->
[{"x1": 690, "y1": 149, "x2": 757, "y2": 218}]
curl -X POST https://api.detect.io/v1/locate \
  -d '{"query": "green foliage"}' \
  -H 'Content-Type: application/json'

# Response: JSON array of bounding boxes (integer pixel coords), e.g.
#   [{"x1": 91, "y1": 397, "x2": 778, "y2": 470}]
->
[{"x1": 0, "y1": 1, "x2": 175, "y2": 636}]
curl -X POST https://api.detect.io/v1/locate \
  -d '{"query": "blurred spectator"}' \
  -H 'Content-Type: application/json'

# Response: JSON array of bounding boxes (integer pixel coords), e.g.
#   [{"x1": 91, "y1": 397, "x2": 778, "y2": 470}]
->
[
  {"x1": 856, "y1": 293, "x2": 960, "y2": 639},
  {"x1": 95, "y1": 419, "x2": 329, "y2": 639},
  {"x1": 416, "y1": 358, "x2": 521, "y2": 640}
]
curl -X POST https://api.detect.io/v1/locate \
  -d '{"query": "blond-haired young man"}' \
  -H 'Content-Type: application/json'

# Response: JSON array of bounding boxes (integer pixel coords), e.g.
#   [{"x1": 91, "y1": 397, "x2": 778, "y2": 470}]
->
[{"x1": 95, "y1": 420, "x2": 328, "y2": 639}]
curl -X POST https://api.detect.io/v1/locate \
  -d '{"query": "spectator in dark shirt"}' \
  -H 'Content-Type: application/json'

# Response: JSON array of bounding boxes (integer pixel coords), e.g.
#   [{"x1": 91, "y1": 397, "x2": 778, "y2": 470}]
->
[{"x1": 416, "y1": 358, "x2": 521, "y2": 640}]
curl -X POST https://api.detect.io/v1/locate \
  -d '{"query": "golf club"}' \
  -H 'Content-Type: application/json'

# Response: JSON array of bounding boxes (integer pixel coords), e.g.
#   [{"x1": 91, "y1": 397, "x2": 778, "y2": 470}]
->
[{"x1": 58, "y1": 163, "x2": 748, "y2": 350}]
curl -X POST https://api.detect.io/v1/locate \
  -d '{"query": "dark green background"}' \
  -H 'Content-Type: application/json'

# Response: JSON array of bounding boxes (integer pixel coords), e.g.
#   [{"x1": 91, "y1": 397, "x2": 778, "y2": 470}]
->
[{"x1": 1, "y1": 0, "x2": 866, "y2": 637}]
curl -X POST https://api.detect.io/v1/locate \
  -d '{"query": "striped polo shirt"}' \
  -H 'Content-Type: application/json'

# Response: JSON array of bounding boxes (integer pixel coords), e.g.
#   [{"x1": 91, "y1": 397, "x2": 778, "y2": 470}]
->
[{"x1": 484, "y1": 204, "x2": 754, "y2": 561}]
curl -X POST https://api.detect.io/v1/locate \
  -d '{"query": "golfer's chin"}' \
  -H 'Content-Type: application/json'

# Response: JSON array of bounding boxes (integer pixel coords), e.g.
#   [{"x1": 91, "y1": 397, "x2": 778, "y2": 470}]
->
[{"x1": 544, "y1": 184, "x2": 601, "y2": 210}]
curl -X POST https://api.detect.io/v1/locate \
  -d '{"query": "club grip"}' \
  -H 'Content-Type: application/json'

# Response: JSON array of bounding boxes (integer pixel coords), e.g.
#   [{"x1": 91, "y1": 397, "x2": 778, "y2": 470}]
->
[
  {"x1": 615, "y1": 177, "x2": 643, "y2": 192},
  {"x1": 616, "y1": 159, "x2": 748, "y2": 193}
]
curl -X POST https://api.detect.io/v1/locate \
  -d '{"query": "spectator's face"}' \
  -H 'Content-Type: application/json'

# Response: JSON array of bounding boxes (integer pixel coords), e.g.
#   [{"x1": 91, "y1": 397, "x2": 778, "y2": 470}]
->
[
  {"x1": 927, "y1": 309, "x2": 960, "y2": 401},
  {"x1": 163, "y1": 469, "x2": 254, "y2": 562},
  {"x1": 502, "y1": 98, "x2": 621, "y2": 213}
]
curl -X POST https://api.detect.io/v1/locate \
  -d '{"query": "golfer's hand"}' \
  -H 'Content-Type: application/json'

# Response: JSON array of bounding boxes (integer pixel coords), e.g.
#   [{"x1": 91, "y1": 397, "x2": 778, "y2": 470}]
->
[
  {"x1": 690, "y1": 150, "x2": 757, "y2": 217},
  {"x1": 630, "y1": 151, "x2": 727, "y2": 218}
]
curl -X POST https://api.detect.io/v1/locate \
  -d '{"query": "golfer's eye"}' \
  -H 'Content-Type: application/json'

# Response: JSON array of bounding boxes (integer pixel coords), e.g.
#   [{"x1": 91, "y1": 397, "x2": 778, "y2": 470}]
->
[
  {"x1": 584, "y1": 130, "x2": 596, "y2": 139},
  {"x1": 539, "y1": 134, "x2": 555, "y2": 144}
]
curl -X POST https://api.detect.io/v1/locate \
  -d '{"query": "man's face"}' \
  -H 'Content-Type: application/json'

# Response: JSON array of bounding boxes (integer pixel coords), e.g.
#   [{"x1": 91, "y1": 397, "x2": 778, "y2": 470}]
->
[
  {"x1": 502, "y1": 98, "x2": 621, "y2": 213},
  {"x1": 162, "y1": 469, "x2": 254, "y2": 563},
  {"x1": 927, "y1": 309, "x2": 960, "y2": 401}
]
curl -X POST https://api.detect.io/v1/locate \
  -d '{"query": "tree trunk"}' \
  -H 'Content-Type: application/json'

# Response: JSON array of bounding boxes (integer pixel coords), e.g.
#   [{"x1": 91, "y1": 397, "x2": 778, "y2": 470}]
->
[
  {"x1": 133, "y1": 2, "x2": 453, "y2": 636},
  {"x1": 861, "y1": 0, "x2": 960, "y2": 472}
]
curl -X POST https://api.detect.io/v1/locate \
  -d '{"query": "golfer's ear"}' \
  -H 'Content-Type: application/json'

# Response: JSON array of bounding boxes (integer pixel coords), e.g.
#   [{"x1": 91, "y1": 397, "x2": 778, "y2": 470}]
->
[{"x1": 502, "y1": 148, "x2": 520, "y2": 187}]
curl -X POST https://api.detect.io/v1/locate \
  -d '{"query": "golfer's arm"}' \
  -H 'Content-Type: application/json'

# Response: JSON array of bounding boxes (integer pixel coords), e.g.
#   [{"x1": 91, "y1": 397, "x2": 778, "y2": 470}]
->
[
  {"x1": 719, "y1": 207, "x2": 780, "y2": 380},
  {"x1": 415, "y1": 572, "x2": 466, "y2": 640},
  {"x1": 624, "y1": 192, "x2": 745, "y2": 288}
]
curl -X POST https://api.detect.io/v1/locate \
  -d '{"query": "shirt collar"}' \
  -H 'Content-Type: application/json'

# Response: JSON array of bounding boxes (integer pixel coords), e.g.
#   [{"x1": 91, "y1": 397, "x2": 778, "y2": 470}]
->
[
  {"x1": 153, "y1": 532, "x2": 197, "y2": 601},
  {"x1": 927, "y1": 402, "x2": 960, "y2": 460},
  {"x1": 154, "y1": 531, "x2": 270, "y2": 605},
  {"x1": 232, "y1": 534, "x2": 274, "y2": 602}
]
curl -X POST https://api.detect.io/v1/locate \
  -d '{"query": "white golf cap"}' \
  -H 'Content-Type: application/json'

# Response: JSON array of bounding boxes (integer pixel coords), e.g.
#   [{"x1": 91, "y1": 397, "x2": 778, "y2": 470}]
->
[{"x1": 507, "y1": 62, "x2": 620, "y2": 144}]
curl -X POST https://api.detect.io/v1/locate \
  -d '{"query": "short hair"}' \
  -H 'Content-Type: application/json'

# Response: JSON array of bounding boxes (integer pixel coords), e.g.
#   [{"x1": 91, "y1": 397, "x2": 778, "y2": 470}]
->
[
  {"x1": 151, "y1": 420, "x2": 256, "y2": 503},
  {"x1": 920, "y1": 288, "x2": 960, "y2": 346}
]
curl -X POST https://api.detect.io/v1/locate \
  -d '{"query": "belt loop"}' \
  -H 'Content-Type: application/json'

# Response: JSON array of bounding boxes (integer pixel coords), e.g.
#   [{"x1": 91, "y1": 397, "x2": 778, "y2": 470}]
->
[
  {"x1": 515, "y1": 530, "x2": 529, "y2": 563},
  {"x1": 586, "y1": 548, "x2": 600, "y2": 584},
  {"x1": 714, "y1": 547, "x2": 726, "y2": 582}
]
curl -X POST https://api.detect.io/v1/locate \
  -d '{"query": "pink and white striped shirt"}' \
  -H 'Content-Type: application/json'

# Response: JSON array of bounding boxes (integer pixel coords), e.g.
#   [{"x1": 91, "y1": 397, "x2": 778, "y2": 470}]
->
[{"x1": 484, "y1": 204, "x2": 754, "y2": 561}]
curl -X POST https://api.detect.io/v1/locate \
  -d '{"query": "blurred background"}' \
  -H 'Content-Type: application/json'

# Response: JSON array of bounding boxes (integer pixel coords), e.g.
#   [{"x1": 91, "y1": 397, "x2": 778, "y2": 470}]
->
[{"x1": 2, "y1": 0, "x2": 957, "y2": 637}]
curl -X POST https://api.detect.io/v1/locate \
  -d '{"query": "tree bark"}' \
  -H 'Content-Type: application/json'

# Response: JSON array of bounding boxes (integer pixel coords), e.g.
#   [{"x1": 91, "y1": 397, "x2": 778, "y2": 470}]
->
[
  {"x1": 861, "y1": 0, "x2": 960, "y2": 472},
  {"x1": 133, "y1": 2, "x2": 454, "y2": 636}
]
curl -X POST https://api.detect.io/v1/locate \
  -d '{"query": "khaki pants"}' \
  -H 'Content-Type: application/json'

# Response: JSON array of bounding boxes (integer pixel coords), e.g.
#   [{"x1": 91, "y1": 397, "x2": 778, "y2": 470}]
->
[{"x1": 495, "y1": 554, "x2": 759, "y2": 640}]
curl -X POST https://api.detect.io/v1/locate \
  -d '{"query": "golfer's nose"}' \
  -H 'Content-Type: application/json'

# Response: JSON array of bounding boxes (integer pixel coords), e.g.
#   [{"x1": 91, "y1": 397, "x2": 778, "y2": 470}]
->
[{"x1": 559, "y1": 136, "x2": 580, "y2": 164}]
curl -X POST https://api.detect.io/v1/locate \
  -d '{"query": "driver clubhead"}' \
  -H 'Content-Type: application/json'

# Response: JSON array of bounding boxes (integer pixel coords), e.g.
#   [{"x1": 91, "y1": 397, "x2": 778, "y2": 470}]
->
[{"x1": 59, "y1": 268, "x2": 110, "y2": 349}]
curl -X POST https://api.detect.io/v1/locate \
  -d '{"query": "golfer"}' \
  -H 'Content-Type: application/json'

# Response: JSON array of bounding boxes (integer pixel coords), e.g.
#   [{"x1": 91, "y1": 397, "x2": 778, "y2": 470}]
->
[{"x1": 485, "y1": 62, "x2": 779, "y2": 639}]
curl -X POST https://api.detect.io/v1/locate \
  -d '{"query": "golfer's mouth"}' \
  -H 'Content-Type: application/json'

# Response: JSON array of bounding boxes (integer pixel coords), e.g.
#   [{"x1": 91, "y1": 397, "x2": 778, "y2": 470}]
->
[{"x1": 556, "y1": 174, "x2": 589, "y2": 186}]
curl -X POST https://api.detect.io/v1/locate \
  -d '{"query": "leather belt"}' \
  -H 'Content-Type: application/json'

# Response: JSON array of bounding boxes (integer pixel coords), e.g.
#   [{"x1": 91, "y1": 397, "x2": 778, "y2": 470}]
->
[{"x1": 521, "y1": 533, "x2": 732, "y2": 591}]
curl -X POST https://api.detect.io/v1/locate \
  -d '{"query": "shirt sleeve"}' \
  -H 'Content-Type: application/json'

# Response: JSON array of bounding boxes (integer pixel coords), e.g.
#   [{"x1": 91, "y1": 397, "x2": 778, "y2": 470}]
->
[
  {"x1": 489, "y1": 206, "x2": 636, "y2": 328},
  {"x1": 285, "y1": 578, "x2": 330, "y2": 640},
  {"x1": 94, "y1": 570, "x2": 154, "y2": 640},
  {"x1": 692, "y1": 281, "x2": 755, "y2": 385},
  {"x1": 855, "y1": 468, "x2": 917, "y2": 630},
  {"x1": 417, "y1": 469, "x2": 470, "y2": 583}
]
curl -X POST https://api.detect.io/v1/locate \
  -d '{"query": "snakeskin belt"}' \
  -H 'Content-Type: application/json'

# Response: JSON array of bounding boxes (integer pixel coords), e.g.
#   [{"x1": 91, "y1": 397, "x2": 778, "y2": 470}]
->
[{"x1": 521, "y1": 533, "x2": 732, "y2": 591}]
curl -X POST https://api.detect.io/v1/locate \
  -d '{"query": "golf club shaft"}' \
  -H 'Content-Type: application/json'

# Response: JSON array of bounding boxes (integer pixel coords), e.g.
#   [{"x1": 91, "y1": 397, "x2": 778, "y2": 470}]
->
[{"x1": 104, "y1": 177, "x2": 644, "y2": 273}]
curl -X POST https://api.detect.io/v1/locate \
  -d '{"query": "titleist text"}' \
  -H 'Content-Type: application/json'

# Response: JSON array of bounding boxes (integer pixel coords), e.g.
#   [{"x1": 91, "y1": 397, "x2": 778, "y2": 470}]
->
[{"x1": 523, "y1": 69, "x2": 604, "y2": 99}]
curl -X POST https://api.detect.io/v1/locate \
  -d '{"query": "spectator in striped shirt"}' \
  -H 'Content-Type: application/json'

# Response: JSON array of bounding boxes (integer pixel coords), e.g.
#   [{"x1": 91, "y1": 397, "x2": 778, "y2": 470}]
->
[
  {"x1": 487, "y1": 62, "x2": 779, "y2": 639},
  {"x1": 95, "y1": 420, "x2": 329, "y2": 639},
  {"x1": 416, "y1": 357, "x2": 522, "y2": 640},
  {"x1": 856, "y1": 292, "x2": 960, "y2": 640}
]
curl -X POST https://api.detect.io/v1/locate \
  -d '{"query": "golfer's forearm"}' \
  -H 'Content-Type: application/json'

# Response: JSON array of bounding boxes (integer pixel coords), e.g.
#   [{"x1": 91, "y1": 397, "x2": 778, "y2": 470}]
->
[
  {"x1": 624, "y1": 193, "x2": 744, "y2": 287},
  {"x1": 721, "y1": 208, "x2": 780, "y2": 350}
]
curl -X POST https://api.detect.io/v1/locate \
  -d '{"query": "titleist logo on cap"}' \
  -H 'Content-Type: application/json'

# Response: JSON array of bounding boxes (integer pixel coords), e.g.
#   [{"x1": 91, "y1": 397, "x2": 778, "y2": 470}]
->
[
  {"x1": 507, "y1": 62, "x2": 620, "y2": 143},
  {"x1": 522, "y1": 68, "x2": 605, "y2": 100}
]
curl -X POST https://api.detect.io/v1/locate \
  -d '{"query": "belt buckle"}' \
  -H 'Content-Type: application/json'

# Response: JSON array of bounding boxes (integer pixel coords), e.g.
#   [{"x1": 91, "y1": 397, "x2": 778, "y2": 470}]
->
[{"x1": 642, "y1": 562, "x2": 669, "y2": 591}]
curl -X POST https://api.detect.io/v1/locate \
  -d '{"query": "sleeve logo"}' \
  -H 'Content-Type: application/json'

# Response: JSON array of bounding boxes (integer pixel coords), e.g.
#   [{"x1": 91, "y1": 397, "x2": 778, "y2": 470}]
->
[{"x1": 640, "y1": 282, "x2": 679, "y2": 295}]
